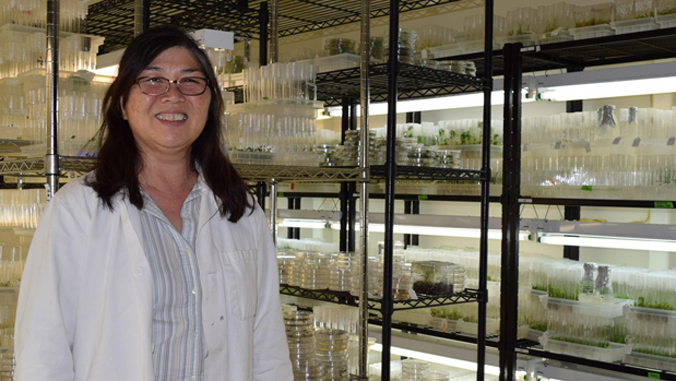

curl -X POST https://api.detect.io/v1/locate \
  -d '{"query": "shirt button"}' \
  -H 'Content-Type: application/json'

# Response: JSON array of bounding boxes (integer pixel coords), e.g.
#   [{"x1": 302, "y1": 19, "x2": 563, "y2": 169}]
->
[
  {"x1": 192, "y1": 289, "x2": 197, "y2": 294},
  {"x1": 133, "y1": 267, "x2": 144, "y2": 276},
  {"x1": 183, "y1": 248, "x2": 190, "y2": 254},
  {"x1": 193, "y1": 332, "x2": 199, "y2": 337}
]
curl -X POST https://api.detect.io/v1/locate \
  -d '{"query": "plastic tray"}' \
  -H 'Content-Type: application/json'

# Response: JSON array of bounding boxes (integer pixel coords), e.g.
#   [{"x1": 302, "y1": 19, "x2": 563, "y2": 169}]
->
[
  {"x1": 569, "y1": 24, "x2": 615, "y2": 40},
  {"x1": 230, "y1": 151, "x2": 322, "y2": 167},
  {"x1": 627, "y1": 306, "x2": 676, "y2": 324},
  {"x1": 536, "y1": 31, "x2": 574, "y2": 45},
  {"x1": 497, "y1": 34, "x2": 535, "y2": 48},
  {"x1": 657, "y1": 13, "x2": 676, "y2": 28},
  {"x1": 611, "y1": 18, "x2": 659, "y2": 35},
  {"x1": 541, "y1": 334, "x2": 631, "y2": 362},
  {"x1": 624, "y1": 352, "x2": 676, "y2": 372},
  {"x1": 309, "y1": 53, "x2": 360, "y2": 73},
  {"x1": 540, "y1": 294, "x2": 631, "y2": 319}
]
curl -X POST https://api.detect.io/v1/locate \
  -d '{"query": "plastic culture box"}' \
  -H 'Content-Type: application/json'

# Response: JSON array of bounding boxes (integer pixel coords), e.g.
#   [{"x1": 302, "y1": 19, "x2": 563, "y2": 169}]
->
[
  {"x1": 540, "y1": 332, "x2": 631, "y2": 362},
  {"x1": 611, "y1": 0, "x2": 658, "y2": 34},
  {"x1": 570, "y1": 3, "x2": 615, "y2": 40},
  {"x1": 657, "y1": 0, "x2": 676, "y2": 27}
]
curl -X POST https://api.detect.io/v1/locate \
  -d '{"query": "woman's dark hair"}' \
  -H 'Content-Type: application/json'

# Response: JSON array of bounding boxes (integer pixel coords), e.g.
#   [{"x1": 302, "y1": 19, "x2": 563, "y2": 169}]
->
[{"x1": 87, "y1": 25, "x2": 252, "y2": 222}]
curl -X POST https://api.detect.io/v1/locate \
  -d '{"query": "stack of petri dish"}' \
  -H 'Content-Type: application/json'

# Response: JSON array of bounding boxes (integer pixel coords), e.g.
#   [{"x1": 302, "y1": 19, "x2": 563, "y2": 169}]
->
[
  {"x1": 0, "y1": 352, "x2": 13, "y2": 381},
  {"x1": 278, "y1": 255, "x2": 298, "y2": 285},
  {"x1": 315, "y1": 329, "x2": 350, "y2": 381},
  {"x1": 432, "y1": 148, "x2": 461, "y2": 169},
  {"x1": 324, "y1": 38, "x2": 356, "y2": 55},
  {"x1": 384, "y1": 28, "x2": 418, "y2": 64},
  {"x1": 422, "y1": 369, "x2": 451, "y2": 381},
  {"x1": 284, "y1": 310, "x2": 322, "y2": 381},
  {"x1": 316, "y1": 144, "x2": 344, "y2": 167},
  {"x1": 401, "y1": 359, "x2": 430, "y2": 380},
  {"x1": 299, "y1": 253, "x2": 331, "y2": 290},
  {"x1": 341, "y1": 129, "x2": 376, "y2": 167},
  {"x1": 328, "y1": 252, "x2": 357, "y2": 292}
]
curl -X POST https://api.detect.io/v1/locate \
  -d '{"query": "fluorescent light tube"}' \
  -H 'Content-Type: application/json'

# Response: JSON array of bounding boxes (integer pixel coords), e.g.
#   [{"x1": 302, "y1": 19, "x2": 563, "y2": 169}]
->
[
  {"x1": 538, "y1": 234, "x2": 676, "y2": 252},
  {"x1": 280, "y1": 219, "x2": 530, "y2": 240},
  {"x1": 327, "y1": 87, "x2": 533, "y2": 117},
  {"x1": 539, "y1": 77, "x2": 676, "y2": 102},
  {"x1": 370, "y1": 343, "x2": 501, "y2": 376}
]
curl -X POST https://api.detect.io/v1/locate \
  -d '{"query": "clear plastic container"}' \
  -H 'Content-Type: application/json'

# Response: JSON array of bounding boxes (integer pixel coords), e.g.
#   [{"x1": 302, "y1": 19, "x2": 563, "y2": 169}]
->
[
  {"x1": 540, "y1": 333, "x2": 631, "y2": 362},
  {"x1": 412, "y1": 261, "x2": 465, "y2": 296}
]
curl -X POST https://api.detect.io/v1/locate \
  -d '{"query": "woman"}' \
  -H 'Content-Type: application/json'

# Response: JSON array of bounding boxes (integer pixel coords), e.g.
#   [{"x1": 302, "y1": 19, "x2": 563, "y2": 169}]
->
[{"x1": 15, "y1": 26, "x2": 293, "y2": 381}]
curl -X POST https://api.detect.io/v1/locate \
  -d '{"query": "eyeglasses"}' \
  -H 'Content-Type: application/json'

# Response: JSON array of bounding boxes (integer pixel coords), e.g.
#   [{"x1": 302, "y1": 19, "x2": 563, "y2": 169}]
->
[{"x1": 135, "y1": 76, "x2": 209, "y2": 96}]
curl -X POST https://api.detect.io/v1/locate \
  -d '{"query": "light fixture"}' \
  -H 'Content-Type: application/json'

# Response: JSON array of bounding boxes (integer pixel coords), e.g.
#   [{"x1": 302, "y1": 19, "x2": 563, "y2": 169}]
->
[
  {"x1": 530, "y1": 60, "x2": 676, "y2": 102},
  {"x1": 279, "y1": 212, "x2": 531, "y2": 241},
  {"x1": 369, "y1": 344, "x2": 501, "y2": 376},
  {"x1": 530, "y1": 219, "x2": 676, "y2": 252},
  {"x1": 538, "y1": 233, "x2": 676, "y2": 252},
  {"x1": 326, "y1": 77, "x2": 536, "y2": 117}
]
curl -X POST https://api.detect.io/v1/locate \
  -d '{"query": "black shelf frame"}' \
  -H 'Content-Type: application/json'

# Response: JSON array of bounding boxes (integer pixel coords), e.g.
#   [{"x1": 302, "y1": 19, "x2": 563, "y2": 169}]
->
[
  {"x1": 86, "y1": 0, "x2": 261, "y2": 53},
  {"x1": 521, "y1": 197, "x2": 676, "y2": 208},
  {"x1": 279, "y1": 284, "x2": 482, "y2": 311},
  {"x1": 436, "y1": 27, "x2": 676, "y2": 77},
  {"x1": 370, "y1": 165, "x2": 487, "y2": 181},
  {"x1": 317, "y1": 63, "x2": 485, "y2": 106},
  {"x1": 86, "y1": 0, "x2": 483, "y2": 55}
]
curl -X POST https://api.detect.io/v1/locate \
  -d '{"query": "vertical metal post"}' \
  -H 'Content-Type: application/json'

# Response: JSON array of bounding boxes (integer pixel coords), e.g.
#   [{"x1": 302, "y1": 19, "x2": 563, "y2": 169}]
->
[
  {"x1": 477, "y1": 0, "x2": 494, "y2": 379},
  {"x1": 270, "y1": 180, "x2": 278, "y2": 244},
  {"x1": 259, "y1": 2, "x2": 269, "y2": 65},
  {"x1": 256, "y1": 181, "x2": 266, "y2": 210},
  {"x1": 563, "y1": 206, "x2": 581, "y2": 260},
  {"x1": 293, "y1": 198, "x2": 301, "y2": 239},
  {"x1": 403, "y1": 201, "x2": 411, "y2": 248},
  {"x1": 46, "y1": 0, "x2": 60, "y2": 199},
  {"x1": 499, "y1": 43, "x2": 522, "y2": 381},
  {"x1": 134, "y1": 0, "x2": 145, "y2": 37},
  {"x1": 142, "y1": 0, "x2": 150, "y2": 31},
  {"x1": 287, "y1": 198, "x2": 296, "y2": 240},
  {"x1": 411, "y1": 201, "x2": 419, "y2": 246},
  {"x1": 381, "y1": 0, "x2": 400, "y2": 379},
  {"x1": 563, "y1": 78, "x2": 583, "y2": 261},
  {"x1": 349, "y1": 183, "x2": 356, "y2": 252},
  {"x1": 270, "y1": 0, "x2": 278, "y2": 63},
  {"x1": 358, "y1": 0, "x2": 371, "y2": 378},
  {"x1": 339, "y1": 99, "x2": 351, "y2": 252},
  {"x1": 340, "y1": 183, "x2": 348, "y2": 252}
]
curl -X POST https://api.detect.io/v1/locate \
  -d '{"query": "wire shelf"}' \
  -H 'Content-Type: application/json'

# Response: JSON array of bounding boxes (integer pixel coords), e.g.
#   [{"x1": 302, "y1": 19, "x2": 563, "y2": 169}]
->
[
  {"x1": 438, "y1": 27, "x2": 676, "y2": 76},
  {"x1": 236, "y1": 164, "x2": 361, "y2": 182},
  {"x1": 317, "y1": 63, "x2": 485, "y2": 106},
  {"x1": 279, "y1": 284, "x2": 481, "y2": 311},
  {"x1": 86, "y1": 0, "x2": 482, "y2": 54},
  {"x1": 370, "y1": 165, "x2": 487, "y2": 181}
]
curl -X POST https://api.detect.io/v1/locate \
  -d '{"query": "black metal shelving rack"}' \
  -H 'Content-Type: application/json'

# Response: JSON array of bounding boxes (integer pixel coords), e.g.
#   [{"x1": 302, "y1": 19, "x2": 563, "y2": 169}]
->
[{"x1": 449, "y1": 27, "x2": 676, "y2": 381}]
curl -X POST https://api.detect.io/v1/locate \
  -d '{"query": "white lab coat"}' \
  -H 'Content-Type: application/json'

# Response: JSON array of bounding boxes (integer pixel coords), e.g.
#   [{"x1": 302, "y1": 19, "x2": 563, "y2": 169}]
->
[{"x1": 15, "y1": 176, "x2": 293, "y2": 381}]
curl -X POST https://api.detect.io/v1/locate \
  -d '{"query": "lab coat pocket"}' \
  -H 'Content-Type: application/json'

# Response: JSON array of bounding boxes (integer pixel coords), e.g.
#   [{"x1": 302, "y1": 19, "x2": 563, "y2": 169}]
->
[{"x1": 220, "y1": 249, "x2": 258, "y2": 320}]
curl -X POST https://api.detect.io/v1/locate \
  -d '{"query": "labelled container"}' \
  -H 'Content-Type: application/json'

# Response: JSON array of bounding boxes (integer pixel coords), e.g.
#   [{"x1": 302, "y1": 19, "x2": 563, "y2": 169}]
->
[{"x1": 540, "y1": 333, "x2": 631, "y2": 362}]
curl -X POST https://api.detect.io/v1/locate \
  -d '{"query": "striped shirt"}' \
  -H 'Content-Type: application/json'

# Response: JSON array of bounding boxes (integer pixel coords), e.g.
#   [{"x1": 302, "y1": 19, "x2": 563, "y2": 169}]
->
[{"x1": 139, "y1": 181, "x2": 205, "y2": 381}]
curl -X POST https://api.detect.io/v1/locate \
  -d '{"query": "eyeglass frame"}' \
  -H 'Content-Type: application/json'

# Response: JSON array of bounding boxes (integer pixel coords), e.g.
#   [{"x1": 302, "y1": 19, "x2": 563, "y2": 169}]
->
[{"x1": 134, "y1": 76, "x2": 210, "y2": 96}]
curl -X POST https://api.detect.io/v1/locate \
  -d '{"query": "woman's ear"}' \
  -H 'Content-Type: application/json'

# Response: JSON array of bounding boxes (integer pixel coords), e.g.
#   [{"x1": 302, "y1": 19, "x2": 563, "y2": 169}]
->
[{"x1": 120, "y1": 98, "x2": 128, "y2": 120}]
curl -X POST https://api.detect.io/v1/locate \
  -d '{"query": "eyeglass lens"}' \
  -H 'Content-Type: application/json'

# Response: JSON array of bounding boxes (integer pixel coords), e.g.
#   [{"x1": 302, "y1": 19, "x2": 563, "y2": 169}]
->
[{"x1": 138, "y1": 78, "x2": 207, "y2": 96}]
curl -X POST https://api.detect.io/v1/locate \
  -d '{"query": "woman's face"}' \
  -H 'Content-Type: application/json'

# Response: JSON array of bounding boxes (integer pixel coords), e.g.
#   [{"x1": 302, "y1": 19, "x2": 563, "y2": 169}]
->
[{"x1": 122, "y1": 46, "x2": 211, "y2": 161}]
